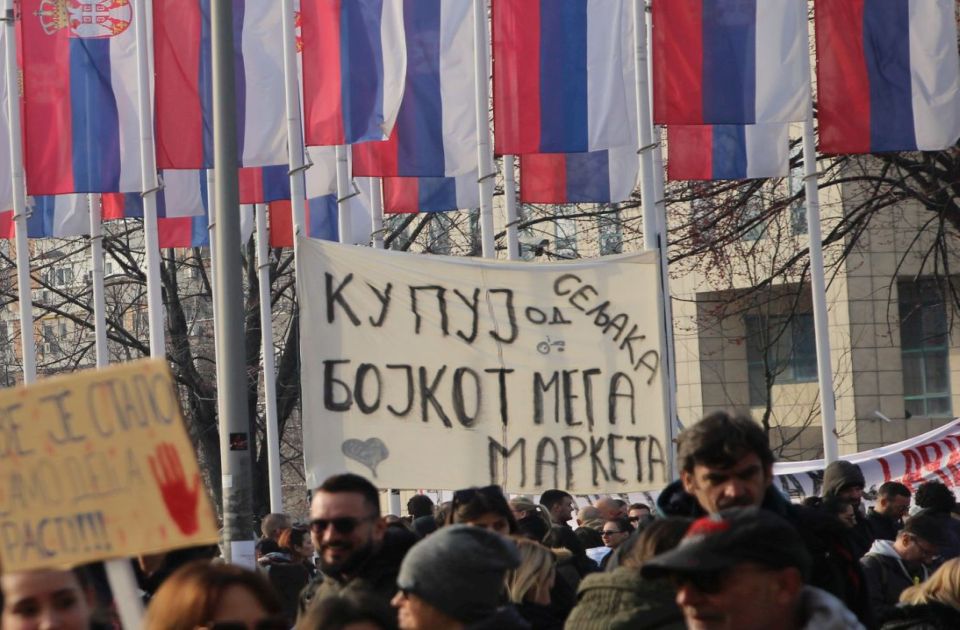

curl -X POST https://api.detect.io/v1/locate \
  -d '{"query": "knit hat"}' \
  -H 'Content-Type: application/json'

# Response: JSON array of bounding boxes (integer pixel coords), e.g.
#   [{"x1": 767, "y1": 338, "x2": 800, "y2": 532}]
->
[
  {"x1": 642, "y1": 507, "x2": 812, "y2": 580},
  {"x1": 396, "y1": 524, "x2": 521, "y2": 623},
  {"x1": 903, "y1": 509, "x2": 952, "y2": 549}
]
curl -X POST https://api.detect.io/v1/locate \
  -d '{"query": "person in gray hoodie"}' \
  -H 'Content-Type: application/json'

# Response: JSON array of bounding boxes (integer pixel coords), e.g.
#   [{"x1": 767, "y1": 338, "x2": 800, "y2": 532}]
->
[{"x1": 861, "y1": 510, "x2": 950, "y2": 625}]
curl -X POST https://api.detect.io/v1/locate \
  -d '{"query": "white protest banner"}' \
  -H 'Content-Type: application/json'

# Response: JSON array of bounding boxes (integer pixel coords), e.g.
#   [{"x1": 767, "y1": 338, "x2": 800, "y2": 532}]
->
[
  {"x1": 772, "y1": 418, "x2": 960, "y2": 499},
  {"x1": 0, "y1": 360, "x2": 219, "y2": 572},
  {"x1": 299, "y1": 238, "x2": 668, "y2": 493}
]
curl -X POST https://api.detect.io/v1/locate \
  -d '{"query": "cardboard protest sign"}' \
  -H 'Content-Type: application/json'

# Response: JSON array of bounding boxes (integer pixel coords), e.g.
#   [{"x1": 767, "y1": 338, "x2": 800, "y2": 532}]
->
[
  {"x1": 773, "y1": 418, "x2": 960, "y2": 499},
  {"x1": 0, "y1": 359, "x2": 219, "y2": 572},
  {"x1": 299, "y1": 238, "x2": 669, "y2": 493}
]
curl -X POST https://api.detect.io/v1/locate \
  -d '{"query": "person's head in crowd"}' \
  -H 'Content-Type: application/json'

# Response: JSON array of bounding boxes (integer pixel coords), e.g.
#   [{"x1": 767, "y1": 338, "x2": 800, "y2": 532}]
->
[
  {"x1": 915, "y1": 480, "x2": 957, "y2": 514},
  {"x1": 821, "y1": 497, "x2": 856, "y2": 529},
  {"x1": 539, "y1": 489, "x2": 576, "y2": 525},
  {"x1": 310, "y1": 473, "x2": 386, "y2": 578},
  {"x1": 821, "y1": 460, "x2": 866, "y2": 509},
  {"x1": 296, "y1": 590, "x2": 397, "y2": 630},
  {"x1": 411, "y1": 515, "x2": 438, "y2": 539},
  {"x1": 435, "y1": 501, "x2": 452, "y2": 527},
  {"x1": 509, "y1": 495, "x2": 536, "y2": 521},
  {"x1": 262, "y1": 512, "x2": 293, "y2": 541},
  {"x1": 619, "y1": 517, "x2": 692, "y2": 570},
  {"x1": 677, "y1": 411, "x2": 775, "y2": 513},
  {"x1": 1, "y1": 568, "x2": 95, "y2": 630},
  {"x1": 875, "y1": 481, "x2": 911, "y2": 520},
  {"x1": 255, "y1": 536, "x2": 281, "y2": 561},
  {"x1": 278, "y1": 525, "x2": 316, "y2": 563},
  {"x1": 628, "y1": 502, "x2": 652, "y2": 526},
  {"x1": 445, "y1": 485, "x2": 517, "y2": 536},
  {"x1": 643, "y1": 507, "x2": 813, "y2": 630},
  {"x1": 407, "y1": 494, "x2": 435, "y2": 520},
  {"x1": 898, "y1": 557, "x2": 960, "y2": 610},
  {"x1": 576, "y1": 505, "x2": 602, "y2": 528},
  {"x1": 894, "y1": 510, "x2": 950, "y2": 565},
  {"x1": 143, "y1": 561, "x2": 284, "y2": 630},
  {"x1": 601, "y1": 517, "x2": 632, "y2": 550},
  {"x1": 510, "y1": 498, "x2": 552, "y2": 542},
  {"x1": 505, "y1": 539, "x2": 556, "y2": 607},
  {"x1": 595, "y1": 497, "x2": 626, "y2": 521},
  {"x1": 392, "y1": 525, "x2": 521, "y2": 629}
]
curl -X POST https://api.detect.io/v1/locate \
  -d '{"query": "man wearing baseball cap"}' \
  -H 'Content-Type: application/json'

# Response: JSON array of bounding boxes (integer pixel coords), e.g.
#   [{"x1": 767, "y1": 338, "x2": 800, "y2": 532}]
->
[{"x1": 642, "y1": 507, "x2": 864, "y2": 630}]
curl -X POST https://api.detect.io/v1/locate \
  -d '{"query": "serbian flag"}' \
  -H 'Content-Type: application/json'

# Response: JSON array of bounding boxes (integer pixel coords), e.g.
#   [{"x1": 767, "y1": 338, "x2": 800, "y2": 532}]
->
[
  {"x1": 102, "y1": 170, "x2": 209, "y2": 219},
  {"x1": 520, "y1": 146, "x2": 637, "y2": 204},
  {"x1": 268, "y1": 190, "x2": 372, "y2": 246},
  {"x1": 301, "y1": 0, "x2": 407, "y2": 145},
  {"x1": 815, "y1": 0, "x2": 960, "y2": 154},
  {"x1": 352, "y1": 0, "x2": 476, "y2": 177},
  {"x1": 158, "y1": 204, "x2": 254, "y2": 248},
  {"x1": 383, "y1": 172, "x2": 479, "y2": 213},
  {"x1": 651, "y1": 0, "x2": 808, "y2": 125},
  {"x1": 0, "y1": 196, "x2": 89, "y2": 239},
  {"x1": 492, "y1": 0, "x2": 636, "y2": 155},
  {"x1": 239, "y1": 166, "x2": 291, "y2": 204},
  {"x1": 20, "y1": 0, "x2": 143, "y2": 194},
  {"x1": 667, "y1": 125, "x2": 789, "y2": 181},
  {"x1": 154, "y1": 0, "x2": 287, "y2": 168}
]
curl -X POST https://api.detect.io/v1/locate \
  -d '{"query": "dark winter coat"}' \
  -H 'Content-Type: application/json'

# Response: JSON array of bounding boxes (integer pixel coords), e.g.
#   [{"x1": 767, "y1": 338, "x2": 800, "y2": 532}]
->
[
  {"x1": 861, "y1": 539, "x2": 929, "y2": 623},
  {"x1": 297, "y1": 527, "x2": 417, "y2": 619},
  {"x1": 516, "y1": 601, "x2": 565, "y2": 630},
  {"x1": 880, "y1": 601, "x2": 960, "y2": 630},
  {"x1": 465, "y1": 605, "x2": 532, "y2": 630},
  {"x1": 657, "y1": 480, "x2": 871, "y2": 627},
  {"x1": 563, "y1": 567, "x2": 685, "y2": 630},
  {"x1": 821, "y1": 460, "x2": 873, "y2": 557},
  {"x1": 867, "y1": 508, "x2": 903, "y2": 543}
]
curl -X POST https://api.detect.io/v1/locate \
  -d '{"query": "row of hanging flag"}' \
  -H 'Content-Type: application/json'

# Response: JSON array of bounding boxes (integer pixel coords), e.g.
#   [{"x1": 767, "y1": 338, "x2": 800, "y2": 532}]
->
[{"x1": 3, "y1": 0, "x2": 960, "y2": 248}]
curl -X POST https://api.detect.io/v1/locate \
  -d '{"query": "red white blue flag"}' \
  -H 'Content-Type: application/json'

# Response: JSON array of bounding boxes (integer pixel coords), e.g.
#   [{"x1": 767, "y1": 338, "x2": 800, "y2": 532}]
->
[
  {"x1": 154, "y1": 0, "x2": 287, "y2": 168},
  {"x1": 352, "y1": 0, "x2": 476, "y2": 177},
  {"x1": 652, "y1": 0, "x2": 808, "y2": 125},
  {"x1": 301, "y1": 0, "x2": 407, "y2": 145},
  {"x1": 0, "y1": 195, "x2": 89, "y2": 239},
  {"x1": 492, "y1": 0, "x2": 636, "y2": 155},
  {"x1": 157, "y1": 203, "x2": 254, "y2": 248},
  {"x1": 239, "y1": 166, "x2": 291, "y2": 204},
  {"x1": 383, "y1": 172, "x2": 479, "y2": 214},
  {"x1": 666, "y1": 125, "x2": 789, "y2": 181},
  {"x1": 102, "y1": 170, "x2": 209, "y2": 219},
  {"x1": 815, "y1": 0, "x2": 960, "y2": 153},
  {"x1": 520, "y1": 146, "x2": 637, "y2": 204},
  {"x1": 21, "y1": 0, "x2": 143, "y2": 194},
  {"x1": 268, "y1": 187, "x2": 372, "y2": 247}
]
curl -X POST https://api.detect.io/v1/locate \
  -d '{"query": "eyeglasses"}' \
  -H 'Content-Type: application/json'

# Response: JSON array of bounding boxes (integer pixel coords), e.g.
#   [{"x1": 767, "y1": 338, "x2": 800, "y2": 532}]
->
[
  {"x1": 670, "y1": 571, "x2": 727, "y2": 595},
  {"x1": 910, "y1": 536, "x2": 941, "y2": 561},
  {"x1": 309, "y1": 515, "x2": 375, "y2": 535},
  {"x1": 601, "y1": 530, "x2": 624, "y2": 537}
]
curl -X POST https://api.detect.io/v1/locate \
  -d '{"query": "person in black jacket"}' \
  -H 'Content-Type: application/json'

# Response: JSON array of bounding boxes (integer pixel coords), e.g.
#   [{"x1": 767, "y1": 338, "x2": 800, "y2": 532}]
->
[
  {"x1": 821, "y1": 459, "x2": 874, "y2": 559},
  {"x1": 880, "y1": 557, "x2": 960, "y2": 630},
  {"x1": 867, "y1": 482, "x2": 911, "y2": 542},
  {"x1": 655, "y1": 410, "x2": 871, "y2": 626}
]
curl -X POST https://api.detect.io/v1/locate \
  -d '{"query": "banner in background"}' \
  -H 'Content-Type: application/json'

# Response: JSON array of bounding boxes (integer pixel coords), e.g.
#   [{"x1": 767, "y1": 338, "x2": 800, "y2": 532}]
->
[
  {"x1": 298, "y1": 239, "x2": 668, "y2": 493},
  {"x1": 0, "y1": 360, "x2": 219, "y2": 572}
]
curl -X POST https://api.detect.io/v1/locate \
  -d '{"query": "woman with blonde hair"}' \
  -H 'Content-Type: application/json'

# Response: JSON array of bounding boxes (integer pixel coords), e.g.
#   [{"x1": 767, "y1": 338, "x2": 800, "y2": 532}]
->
[
  {"x1": 505, "y1": 538, "x2": 563, "y2": 629},
  {"x1": 880, "y1": 558, "x2": 960, "y2": 629}
]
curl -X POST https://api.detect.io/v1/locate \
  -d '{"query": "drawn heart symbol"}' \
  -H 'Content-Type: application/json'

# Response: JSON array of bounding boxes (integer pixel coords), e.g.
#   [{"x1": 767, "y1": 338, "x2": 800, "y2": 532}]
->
[{"x1": 341, "y1": 438, "x2": 390, "y2": 478}]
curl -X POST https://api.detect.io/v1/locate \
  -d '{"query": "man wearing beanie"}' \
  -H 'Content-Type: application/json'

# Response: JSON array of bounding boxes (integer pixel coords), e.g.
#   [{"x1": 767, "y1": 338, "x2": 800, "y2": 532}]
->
[
  {"x1": 391, "y1": 525, "x2": 530, "y2": 629},
  {"x1": 821, "y1": 459, "x2": 873, "y2": 557}
]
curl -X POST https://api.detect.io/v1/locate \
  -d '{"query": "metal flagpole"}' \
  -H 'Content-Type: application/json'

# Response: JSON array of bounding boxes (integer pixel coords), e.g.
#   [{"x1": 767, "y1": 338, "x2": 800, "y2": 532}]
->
[
  {"x1": 88, "y1": 194, "x2": 109, "y2": 368},
  {"x1": 280, "y1": 0, "x2": 307, "y2": 252},
  {"x1": 473, "y1": 0, "x2": 496, "y2": 259},
  {"x1": 3, "y1": 2, "x2": 36, "y2": 384},
  {"x1": 133, "y1": 0, "x2": 165, "y2": 359},
  {"x1": 802, "y1": 101, "x2": 839, "y2": 464},
  {"x1": 335, "y1": 145, "x2": 355, "y2": 245},
  {"x1": 212, "y1": 0, "x2": 255, "y2": 564},
  {"x1": 370, "y1": 178, "x2": 385, "y2": 249},
  {"x1": 503, "y1": 156, "x2": 520, "y2": 260},
  {"x1": 206, "y1": 170, "x2": 220, "y2": 369},
  {"x1": 255, "y1": 203, "x2": 283, "y2": 511},
  {"x1": 633, "y1": 0, "x2": 675, "y2": 478}
]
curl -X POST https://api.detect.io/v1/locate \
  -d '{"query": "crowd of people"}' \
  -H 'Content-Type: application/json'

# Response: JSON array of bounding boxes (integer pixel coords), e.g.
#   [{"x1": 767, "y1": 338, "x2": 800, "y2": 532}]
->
[{"x1": 4, "y1": 411, "x2": 960, "y2": 629}]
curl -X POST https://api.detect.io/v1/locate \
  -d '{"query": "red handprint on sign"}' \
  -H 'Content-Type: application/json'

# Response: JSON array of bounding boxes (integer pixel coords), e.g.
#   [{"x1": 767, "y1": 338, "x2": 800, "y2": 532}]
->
[{"x1": 149, "y1": 443, "x2": 201, "y2": 536}]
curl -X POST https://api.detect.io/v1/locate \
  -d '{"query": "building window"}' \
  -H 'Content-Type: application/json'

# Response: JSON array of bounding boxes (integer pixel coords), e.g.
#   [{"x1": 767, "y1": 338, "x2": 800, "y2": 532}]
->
[
  {"x1": 598, "y1": 206, "x2": 622, "y2": 255},
  {"x1": 745, "y1": 313, "x2": 817, "y2": 406},
  {"x1": 554, "y1": 205, "x2": 578, "y2": 259},
  {"x1": 427, "y1": 214, "x2": 452, "y2": 255},
  {"x1": 741, "y1": 197, "x2": 765, "y2": 241},
  {"x1": 789, "y1": 163, "x2": 807, "y2": 235},
  {"x1": 899, "y1": 280, "x2": 951, "y2": 417}
]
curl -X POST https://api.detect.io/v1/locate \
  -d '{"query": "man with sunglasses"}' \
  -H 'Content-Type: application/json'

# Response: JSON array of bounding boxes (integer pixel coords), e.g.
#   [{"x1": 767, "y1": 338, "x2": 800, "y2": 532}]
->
[
  {"x1": 642, "y1": 507, "x2": 863, "y2": 630},
  {"x1": 860, "y1": 510, "x2": 949, "y2": 622},
  {"x1": 298, "y1": 473, "x2": 417, "y2": 621},
  {"x1": 655, "y1": 411, "x2": 871, "y2": 625}
]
